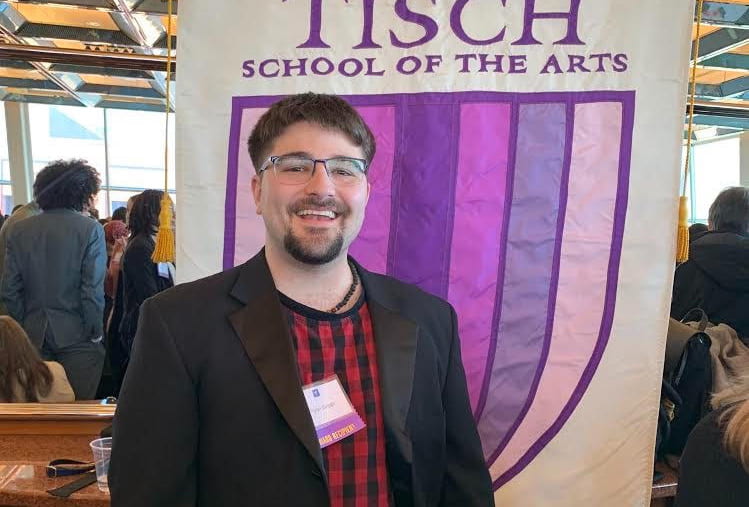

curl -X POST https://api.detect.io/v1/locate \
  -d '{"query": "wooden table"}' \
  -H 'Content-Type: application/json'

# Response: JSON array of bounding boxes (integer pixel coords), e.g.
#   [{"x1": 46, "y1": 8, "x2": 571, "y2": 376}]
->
[
  {"x1": 0, "y1": 463, "x2": 109, "y2": 506},
  {"x1": 0, "y1": 403, "x2": 114, "y2": 505},
  {"x1": 651, "y1": 461, "x2": 679, "y2": 507},
  {"x1": 0, "y1": 404, "x2": 114, "y2": 462}
]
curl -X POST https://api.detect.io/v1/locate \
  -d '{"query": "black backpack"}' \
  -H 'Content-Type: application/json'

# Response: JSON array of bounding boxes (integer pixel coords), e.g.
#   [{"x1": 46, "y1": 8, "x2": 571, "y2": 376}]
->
[{"x1": 658, "y1": 309, "x2": 713, "y2": 457}]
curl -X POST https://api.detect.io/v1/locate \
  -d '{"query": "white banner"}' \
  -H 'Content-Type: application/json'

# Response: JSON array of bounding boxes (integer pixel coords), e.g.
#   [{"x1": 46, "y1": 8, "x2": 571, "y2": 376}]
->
[{"x1": 176, "y1": 1, "x2": 693, "y2": 504}]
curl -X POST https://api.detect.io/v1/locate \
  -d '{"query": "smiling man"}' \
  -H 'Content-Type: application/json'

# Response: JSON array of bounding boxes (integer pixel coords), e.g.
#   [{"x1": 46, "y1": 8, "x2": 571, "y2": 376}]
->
[{"x1": 109, "y1": 93, "x2": 492, "y2": 507}]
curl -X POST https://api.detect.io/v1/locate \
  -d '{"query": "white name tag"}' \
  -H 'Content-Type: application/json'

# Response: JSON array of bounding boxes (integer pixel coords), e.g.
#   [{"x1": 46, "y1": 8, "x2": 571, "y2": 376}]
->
[
  {"x1": 157, "y1": 262, "x2": 171, "y2": 279},
  {"x1": 302, "y1": 376, "x2": 365, "y2": 448}
]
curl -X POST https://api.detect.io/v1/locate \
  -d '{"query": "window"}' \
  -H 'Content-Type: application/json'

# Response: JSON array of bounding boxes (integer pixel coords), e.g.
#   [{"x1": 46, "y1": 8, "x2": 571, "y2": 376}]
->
[
  {"x1": 28, "y1": 104, "x2": 108, "y2": 211},
  {"x1": 0, "y1": 106, "x2": 11, "y2": 214},
  {"x1": 106, "y1": 109, "x2": 175, "y2": 212},
  {"x1": 27, "y1": 104, "x2": 175, "y2": 217},
  {"x1": 691, "y1": 137, "x2": 741, "y2": 222}
]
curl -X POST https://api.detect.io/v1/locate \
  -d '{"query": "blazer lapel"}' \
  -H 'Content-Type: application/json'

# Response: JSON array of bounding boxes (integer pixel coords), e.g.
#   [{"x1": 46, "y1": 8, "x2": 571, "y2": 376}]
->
[
  {"x1": 227, "y1": 252, "x2": 325, "y2": 479},
  {"x1": 357, "y1": 262, "x2": 418, "y2": 463}
]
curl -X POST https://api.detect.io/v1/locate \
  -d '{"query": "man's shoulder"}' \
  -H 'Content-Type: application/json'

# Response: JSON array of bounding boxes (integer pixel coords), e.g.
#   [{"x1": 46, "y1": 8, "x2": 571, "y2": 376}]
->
[{"x1": 362, "y1": 269, "x2": 452, "y2": 316}]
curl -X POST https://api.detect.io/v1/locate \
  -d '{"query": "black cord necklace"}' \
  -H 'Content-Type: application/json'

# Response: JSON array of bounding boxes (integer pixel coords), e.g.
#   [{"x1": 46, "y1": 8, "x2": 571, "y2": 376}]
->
[{"x1": 328, "y1": 261, "x2": 359, "y2": 314}]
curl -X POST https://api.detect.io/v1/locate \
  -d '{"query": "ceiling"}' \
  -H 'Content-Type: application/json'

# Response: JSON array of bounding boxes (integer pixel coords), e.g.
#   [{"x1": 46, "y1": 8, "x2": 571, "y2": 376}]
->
[
  {"x1": 0, "y1": 0, "x2": 745, "y2": 132},
  {"x1": 0, "y1": 0, "x2": 176, "y2": 111},
  {"x1": 691, "y1": 1, "x2": 749, "y2": 139}
]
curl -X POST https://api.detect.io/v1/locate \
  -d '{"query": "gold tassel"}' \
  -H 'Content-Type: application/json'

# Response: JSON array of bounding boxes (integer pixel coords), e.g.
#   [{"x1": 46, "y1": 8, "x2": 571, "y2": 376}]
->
[
  {"x1": 676, "y1": 196, "x2": 689, "y2": 264},
  {"x1": 151, "y1": 0, "x2": 175, "y2": 265},
  {"x1": 151, "y1": 193, "x2": 175, "y2": 263}
]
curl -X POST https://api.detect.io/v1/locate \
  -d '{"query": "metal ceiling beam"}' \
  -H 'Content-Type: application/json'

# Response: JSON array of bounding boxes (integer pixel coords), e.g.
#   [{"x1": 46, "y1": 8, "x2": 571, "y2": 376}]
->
[
  {"x1": 694, "y1": 75, "x2": 749, "y2": 98},
  {"x1": 695, "y1": 2, "x2": 749, "y2": 28},
  {"x1": 720, "y1": 74, "x2": 749, "y2": 96},
  {"x1": 0, "y1": 43, "x2": 175, "y2": 72},
  {"x1": 691, "y1": 102, "x2": 749, "y2": 118},
  {"x1": 694, "y1": 28, "x2": 749, "y2": 62},
  {"x1": 0, "y1": 26, "x2": 87, "y2": 105},
  {"x1": 109, "y1": 0, "x2": 174, "y2": 110},
  {"x1": 699, "y1": 53, "x2": 749, "y2": 71},
  {"x1": 695, "y1": 83, "x2": 724, "y2": 98},
  {"x1": 692, "y1": 114, "x2": 749, "y2": 129}
]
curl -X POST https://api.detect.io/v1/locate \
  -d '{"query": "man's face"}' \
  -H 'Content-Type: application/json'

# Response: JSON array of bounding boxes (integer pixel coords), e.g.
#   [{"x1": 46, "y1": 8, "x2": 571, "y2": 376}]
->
[{"x1": 251, "y1": 121, "x2": 370, "y2": 265}]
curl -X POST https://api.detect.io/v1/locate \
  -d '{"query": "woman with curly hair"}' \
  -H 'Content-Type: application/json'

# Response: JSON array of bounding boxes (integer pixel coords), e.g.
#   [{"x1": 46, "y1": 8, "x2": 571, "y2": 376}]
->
[
  {"x1": 0, "y1": 316, "x2": 74, "y2": 402},
  {"x1": 675, "y1": 375, "x2": 749, "y2": 506},
  {"x1": 118, "y1": 190, "x2": 174, "y2": 373}
]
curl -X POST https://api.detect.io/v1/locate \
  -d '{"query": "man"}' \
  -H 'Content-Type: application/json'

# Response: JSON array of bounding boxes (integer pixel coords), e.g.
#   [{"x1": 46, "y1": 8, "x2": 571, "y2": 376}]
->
[
  {"x1": 109, "y1": 93, "x2": 492, "y2": 506},
  {"x1": 672, "y1": 186, "x2": 749, "y2": 340},
  {"x1": 0, "y1": 201, "x2": 41, "y2": 315},
  {"x1": 1, "y1": 160, "x2": 106, "y2": 399}
]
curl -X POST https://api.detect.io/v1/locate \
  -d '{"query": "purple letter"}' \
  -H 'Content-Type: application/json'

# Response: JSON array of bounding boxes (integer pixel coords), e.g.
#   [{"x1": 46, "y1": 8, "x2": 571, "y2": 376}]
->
[
  {"x1": 508, "y1": 54, "x2": 527, "y2": 73},
  {"x1": 390, "y1": 0, "x2": 438, "y2": 49},
  {"x1": 339, "y1": 58, "x2": 364, "y2": 76},
  {"x1": 454, "y1": 53, "x2": 477, "y2": 72},
  {"x1": 425, "y1": 54, "x2": 443, "y2": 73},
  {"x1": 612, "y1": 53, "x2": 628, "y2": 72},
  {"x1": 259, "y1": 59, "x2": 280, "y2": 77},
  {"x1": 283, "y1": 58, "x2": 308, "y2": 76},
  {"x1": 513, "y1": 0, "x2": 584, "y2": 46},
  {"x1": 294, "y1": 0, "x2": 330, "y2": 48},
  {"x1": 566, "y1": 54, "x2": 590, "y2": 73},
  {"x1": 396, "y1": 55, "x2": 422, "y2": 75},
  {"x1": 540, "y1": 54, "x2": 563, "y2": 74},
  {"x1": 364, "y1": 57, "x2": 386, "y2": 76},
  {"x1": 242, "y1": 60, "x2": 255, "y2": 78},
  {"x1": 354, "y1": 0, "x2": 382, "y2": 48},
  {"x1": 479, "y1": 54, "x2": 505, "y2": 73},
  {"x1": 450, "y1": 0, "x2": 507, "y2": 46},
  {"x1": 588, "y1": 53, "x2": 611, "y2": 72}
]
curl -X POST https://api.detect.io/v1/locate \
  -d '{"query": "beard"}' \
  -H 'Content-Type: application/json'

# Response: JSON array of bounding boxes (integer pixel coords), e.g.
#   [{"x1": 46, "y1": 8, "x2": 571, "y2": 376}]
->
[
  {"x1": 282, "y1": 196, "x2": 350, "y2": 265},
  {"x1": 284, "y1": 228, "x2": 344, "y2": 265}
]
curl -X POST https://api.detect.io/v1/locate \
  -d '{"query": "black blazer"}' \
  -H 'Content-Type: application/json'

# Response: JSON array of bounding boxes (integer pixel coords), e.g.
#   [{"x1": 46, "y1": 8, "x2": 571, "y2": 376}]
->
[
  {"x1": 119, "y1": 233, "x2": 173, "y2": 354},
  {"x1": 109, "y1": 251, "x2": 492, "y2": 506}
]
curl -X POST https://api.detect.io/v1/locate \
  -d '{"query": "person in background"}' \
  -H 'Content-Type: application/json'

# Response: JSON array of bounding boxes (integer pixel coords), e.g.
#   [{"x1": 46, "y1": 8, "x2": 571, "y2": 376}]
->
[
  {"x1": 688, "y1": 222, "x2": 708, "y2": 243},
  {"x1": 671, "y1": 187, "x2": 749, "y2": 340},
  {"x1": 111, "y1": 206, "x2": 127, "y2": 223},
  {"x1": 675, "y1": 375, "x2": 749, "y2": 506},
  {"x1": 100, "y1": 218, "x2": 129, "y2": 396},
  {"x1": 0, "y1": 316, "x2": 74, "y2": 403},
  {"x1": 104, "y1": 220, "x2": 129, "y2": 299},
  {"x1": 1, "y1": 159, "x2": 106, "y2": 400},
  {"x1": 118, "y1": 189, "x2": 174, "y2": 371},
  {"x1": 0, "y1": 201, "x2": 41, "y2": 315},
  {"x1": 106, "y1": 195, "x2": 139, "y2": 395}
]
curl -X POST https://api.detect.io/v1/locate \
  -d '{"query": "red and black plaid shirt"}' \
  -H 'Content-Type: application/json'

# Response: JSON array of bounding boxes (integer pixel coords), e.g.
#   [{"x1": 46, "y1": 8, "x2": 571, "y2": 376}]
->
[{"x1": 280, "y1": 291, "x2": 391, "y2": 507}]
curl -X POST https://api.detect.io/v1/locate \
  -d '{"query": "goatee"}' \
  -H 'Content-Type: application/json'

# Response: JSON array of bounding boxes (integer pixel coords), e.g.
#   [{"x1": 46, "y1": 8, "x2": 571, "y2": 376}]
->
[{"x1": 284, "y1": 230, "x2": 344, "y2": 265}]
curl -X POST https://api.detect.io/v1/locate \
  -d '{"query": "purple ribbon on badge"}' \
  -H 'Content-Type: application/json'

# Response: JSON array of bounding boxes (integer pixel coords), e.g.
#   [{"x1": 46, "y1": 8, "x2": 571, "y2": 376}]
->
[{"x1": 315, "y1": 413, "x2": 366, "y2": 448}]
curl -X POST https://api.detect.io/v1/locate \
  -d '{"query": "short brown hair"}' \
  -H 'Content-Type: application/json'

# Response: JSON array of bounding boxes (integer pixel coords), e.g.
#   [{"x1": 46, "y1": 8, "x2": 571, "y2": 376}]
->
[
  {"x1": 708, "y1": 186, "x2": 749, "y2": 235},
  {"x1": 247, "y1": 93, "x2": 376, "y2": 172}
]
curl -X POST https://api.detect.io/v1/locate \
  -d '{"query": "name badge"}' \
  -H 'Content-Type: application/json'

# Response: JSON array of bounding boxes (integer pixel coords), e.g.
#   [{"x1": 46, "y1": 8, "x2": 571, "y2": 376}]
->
[
  {"x1": 157, "y1": 262, "x2": 171, "y2": 279},
  {"x1": 302, "y1": 376, "x2": 365, "y2": 448}
]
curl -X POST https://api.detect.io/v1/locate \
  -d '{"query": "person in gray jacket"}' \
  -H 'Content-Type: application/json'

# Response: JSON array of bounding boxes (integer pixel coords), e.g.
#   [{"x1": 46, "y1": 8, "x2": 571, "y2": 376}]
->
[
  {"x1": 0, "y1": 201, "x2": 41, "y2": 315},
  {"x1": 1, "y1": 160, "x2": 106, "y2": 399}
]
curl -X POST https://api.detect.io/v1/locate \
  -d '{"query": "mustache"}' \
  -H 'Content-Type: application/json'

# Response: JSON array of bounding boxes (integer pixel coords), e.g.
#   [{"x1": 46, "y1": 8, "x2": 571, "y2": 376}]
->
[{"x1": 288, "y1": 197, "x2": 349, "y2": 216}]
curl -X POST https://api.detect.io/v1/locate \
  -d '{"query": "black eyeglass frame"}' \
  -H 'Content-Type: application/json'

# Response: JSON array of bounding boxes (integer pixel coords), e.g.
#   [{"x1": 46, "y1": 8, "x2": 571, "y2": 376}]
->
[{"x1": 258, "y1": 155, "x2": 369, "y2": 183}]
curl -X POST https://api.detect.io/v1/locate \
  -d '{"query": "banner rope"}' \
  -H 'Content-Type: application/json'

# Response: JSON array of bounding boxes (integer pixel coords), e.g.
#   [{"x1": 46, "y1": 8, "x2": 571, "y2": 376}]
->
[
  {"x1": 152, "y1": 0, "x2": 176, "y2": 263},
  {"x1": 678, "y1": 0, "x2": 705, "y2": 263}
]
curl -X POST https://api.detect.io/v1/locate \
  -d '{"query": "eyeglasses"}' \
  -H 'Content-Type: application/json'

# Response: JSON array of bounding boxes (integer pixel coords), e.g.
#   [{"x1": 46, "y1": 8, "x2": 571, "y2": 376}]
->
[{"x1": 258, "y1": 155, "x2": 368, "y2": 186}]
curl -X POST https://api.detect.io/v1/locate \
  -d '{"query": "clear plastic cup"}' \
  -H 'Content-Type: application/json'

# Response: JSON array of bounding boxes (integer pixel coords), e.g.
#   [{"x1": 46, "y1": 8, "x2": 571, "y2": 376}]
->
[{"x1": 89, "y1": 437, "x2": 112, "y2": 493}]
